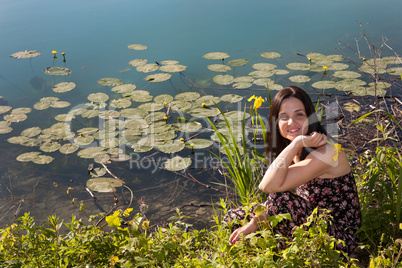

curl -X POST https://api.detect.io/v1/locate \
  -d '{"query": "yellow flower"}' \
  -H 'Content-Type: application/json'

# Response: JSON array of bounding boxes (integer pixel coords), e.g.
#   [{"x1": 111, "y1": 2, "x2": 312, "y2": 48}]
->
[
  {"x1": 323, "y1": 66, "x2": 328, "y2": 70},
  {"x1": 248, "y1": 95, "x2": 264, "y2": 111},
  {"x1": 163, "y1": 101, "x2": 167, "y2": 105},
  {"x1": 142, "y1": 220, "x2": 150, "y2": 230},
  {"x1": 332, "y1": 143, "x2": 343, "y2": 162},
  {"x1": 202, "y1": 103, "x2": 207, "y2": 107},
  {"x1": 190, "y1": 143, "x2": 194, "y2": 147},
  {"x1": 52, "y1": 50, "x2": 57, "y2": 55},
  {"x1": 180, "y1": 138, "x2": 185, "y2": 142},
  {"x1": 164, "y1": 116, "x2": 168, "y2": 120},
  {"x1": 106, "y1": 211, "x2": 121, "y2": 227},
  {"x1": 123, "y1": 208, "x2": 133, "y2": 216}
]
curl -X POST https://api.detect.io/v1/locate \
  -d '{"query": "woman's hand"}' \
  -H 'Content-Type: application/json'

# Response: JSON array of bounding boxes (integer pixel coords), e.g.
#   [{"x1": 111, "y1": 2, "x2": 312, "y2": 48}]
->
[
  {"x1": 297, "y1": 131, "x2": 327, "y2": 148},
  {"x1": 229, "y1": 221, "x2": 258, "y2": 245}
]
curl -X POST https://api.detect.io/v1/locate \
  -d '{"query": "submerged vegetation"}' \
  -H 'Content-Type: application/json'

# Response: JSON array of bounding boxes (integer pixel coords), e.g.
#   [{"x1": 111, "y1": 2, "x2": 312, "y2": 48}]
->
[{"x1": 0, "y1": 24, "x2": 401, "y2": 266}]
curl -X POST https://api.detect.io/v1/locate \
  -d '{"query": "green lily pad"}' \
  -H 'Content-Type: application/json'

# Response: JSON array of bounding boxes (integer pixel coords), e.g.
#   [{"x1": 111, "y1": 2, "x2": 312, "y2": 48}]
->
[
  {"x1": 252, "y1": 63, "x2": 276, "y2": 71},
  {"x1": 0, "y1": 106, "x2": 12, "y2": 114},
  {"x1": 203, "y1": 52, "x2": 230, "y2": 60},
  {"x1": 333, "y1": 71, "x2": 361, "y2": 79},
  {"x1": 159, "y1": 64, "x2": 187, "y2": 73},
  {"x1": 145, "y1": 73, "x2": 172, "y2": 82},
  {"x1": 129, "y1": 91, "x2": 153, "y2": 102},
  {"x1": 326, "y1": 55, "x2": 344, "y2": 61},
  {"x1": 21, "y1": 127, "x2": 41, "y2": 137},
  {"x1": 220, "y1": 94, "x2": 243, "y2": 103},
  {"x1": 343, "y1": 102, "x2": 361, "y2": 112},
  {"x1": 387, "y1": 67, "x2": 402, "y2": 75},
  {"x1": 190, "y1": 107, "x2": 221, "y2": 117},
  {"x1": 335, "y1": 79, "x2": 367, "y2": 91},
  {"x1": 185, "y1": 139, "x2": 213, "y2": 149},
  {"x1": 161, "y1": 60, "x2": 179, "y2": 65},
  {"x1": 7, "y1": 136, "x2": 29, "y2": 144},
  {"x1": 311, "y1": 81, "x2": 337, "y2": 89},
  {"x1": 234, "y1": 76, "x2": 254, "y2": 83},
  {"x1": 86, "y1": 177, "x2": 123, "y2": 193},
  {"x1": 11, "y1": 107, "x2": 31, "y2": 114},
  {"x1": 260, "y1": 52, "x2": 281, "y2": 59},
  {"x1": 195, "y1": 95, "x2": 221, "y2": 106},
  {"x1": 16, "y1": 152, "x2": 41, "y2": 162},
  {"x1": 98, "y1": 78, "x2": 123, "y2": 87},
  {"x1": 88, "y1": 92, "x2": 109, "y2": 102},
  {"x1": 271, "y1": 69, "x2": 290, "y2": 75},
  {"x1": 350, "y1": 86, "x2": 386, "y2": 97},
  {"x1": 120, "y1": 108, "x2": 148, "y2": 118},
  {"x1": 128, "y1": 44, "x2": 147, "y2": 50},
  {"x1": 74, "y1": 135, "x2": 95, "y2": 146},
  {"x1": 157, "y1": 140, "x2": 185, "y2": 153},
  {"x1": 32, "y1": 155, "x2": 54, "y2": 164},
  {"x1": 154, "y1": 94, "x2": 173, "y2": 103},
  {"x1": 289, "y1": 75, "x2": 311, "y2": 83},
  {"x1": 110, "y1": 98, "x2": 132, "y2": 108},
  {"x1": 40, "y1": 141, "x2": 61, "y2": 152},
  {"x1": 175, "y1": 92, "x2": 200, "y2": 101},
  {"x1": 50, "y1": 101, "x2": 70, "y2": 108},
  {"x1": 94, "y1": 153, "x2": 111, "y2": 164},
  {"x1": 175, "y1": 121, "x2": 202, "y2": 132},
  {"x1": 249, "y1": 70, "x2": 274, "y2": 78},
  {"x1": 213, "y1": 74, "x2": 234, "y2": 85},
  {"x1": 169, "y1": 101, "x2": 192, "y2": 112},
  {"x1": 219, "y1": 111, "x2": 250, "y2": 121},
  {"x1": 145, "y1": 112, "x2": 166, "y2": 122},
  {"x1": 111, "y1": 84, "x2": 136, "y2": 93},
  {"x1": 232, "y1": 82, "x2": 252, "y2": 89},
  {"x1": 99, "y1": 110, "x2": 120, "y2": 119},
  {"x1": 129, "y1": 59, "x2": 148, "y2": 67},
  {"x1": 4, "y1": 113, "x2": 27, "y2": 122},
  {"x1": 207, "y1": 64, "x2": 231, "y2": 72},
  {"x1": 59, "y1": 143, "x2": 79, "y2": 154},
  {"x1": 0, "y1": 126, "x2": 13, "y2": 134},
  {"x1": 252, "y1": 78, "x2": 274, "y2": 87},
  {"x1": 286, "y1": 62, "x2": 310, "y2": 71},
  {"x1": 81, "y1": 109, "x2": 100, "y2": 118},
  {"x1": 306, "y1": 53, "x2": 326, "y2": 62},
  {"x1": 43, "y1": 67, "x2": 71, "y2": 76},
  {"x1": 53, "y1": 82, "x2": 76, "y2": 93},
  {"x1": 10, "y1": 50, "x2": 41, "y2": 58},
  {"x1": 137, "y1": 63, "x2": 159, "y2": 73},
  {"x1": 137, "y1": 102, "x2": 164, "y2": 112},
  {"x1": 326, "y1": 63, "x2": 349, "y2": 71},
  {"x1": 164, "y1": 156, "x2": 191, "y2": 171},
  {"x1": 226, "y1": 59, "x2": 248, "y2": 67}
]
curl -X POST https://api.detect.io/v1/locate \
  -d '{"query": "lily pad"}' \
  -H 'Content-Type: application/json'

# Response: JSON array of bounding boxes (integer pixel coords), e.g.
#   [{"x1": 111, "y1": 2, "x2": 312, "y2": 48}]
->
[
  {"x1": 11, "y1": 107, "x2": 31, "y2": 114},
  {"x1": 21, "y1": 127, "x2": 41, "y2": 137},
  {"x1": 50, "y1": 101, "x2": 70, "y2": 108},
  {"x1": 53, "y1": 82, "x2": 76, "y2": 93},
  {"x1": 203, "y1": 52, "x2": 230, "y2": 60},
  {"x1": 32, "y1": 155, "x2": 54, "y2": 164},
  {"x1": 195, "y1": 95, "x2": 221, "y2": 106},
  {"x1": 16, "y1": 152, "x2": 40, "y2": 162},
  {"x1": 145, "y1": 73, "x2": 172, "y2": 82},
  {"x1": 252, "y1": 63, "x2": 276, "y2": 71},
  {"x1": 129, "y1": 91, "x2": 153, "y2": 102},
  {"x1": 120, "y1": 108, "x2": 148, "y2": 118},
  {"x1": 7, "y1": 136, "x2": 29, "y2": 144},
  {"x1": 226, "y1": 59, "x2": 248, "y2": 67},
  {"x1": 111, "y1": 84, "x2": 136, "y2": 93},
  {"x1": 175, "y1": 92, "x2": 200, "y2": 101},
  {"x1": 86, "y1": 177, "x2": 123, "y2": 193},
  {"x1": 40, "y1": 141, "x2": 61, "y2": 152},
  {"x1": 387, "y1": 67, "x2": 402, "y2": 75},
  {"x1": 185, "y1": 139, "x2": 213, "y2": 149},
  {"x1": 109, "y1": 98, "x2": 132, "y2": 109},
  {"x1": 333, "y1": 71, "x2": 361, "y2": 79},
  {"x1": 138, "y1": 102, "x2": 164, "y2": 112},
  {"x1": 220, "y1": 94, "x2": 243, "y2": 103},
  {"x1": 311, "y1": 81, "x2": 337, "y2": 89},
  {"x1": 164, "y1": 156, "x2": 191, "y2": 171},
  {"x1": 219, "y1": 111, "x2": 250, "y2": 121},
  {"x1": 98, "y1": 78, "x2": 123, "y2": 87},
  {"x1": 260, "y1": 52, "x2": 281, "y2": 59},
  {"x1": 175, "y1": 121, "x2": 202, "y2": 132},
  {"x1": 137, "y1": 63, "x2": 159, "y2": 73},
  {"x1": 286, "y1": 62, "x2": 310, "y2": 71},
  {"x1": 190, "y1": 107, "x2": 221, "y2": 118},
  {"x1": 0, "y1": 106, "x2": 12, "y2": 114},
  {"x1": 59, "y1": 143, "x2": 79, "y2": 154},
  {"x1": 10, "y1": 50, "x2": 41, "y2": 58},
  {"x1": 335, "y1": 79, "x2": 367, "y2": 91},
  {"x1": 94, "y1": 153, "x2": 111, "y2": 164},
  {"x1": 129, "y1": 59, "x2": 148, "y2": 67},
  {"x1": 154, "y1": 94, "x2": 173, "y2": 103},
  {"x1": 234, "y1": 76, "x2": 254, "y2": 83},
  {"x1": 43, "y1": 67, "x2": 71, "y2": 76},
  {"x1": 0, "y1": 126, "x2": 13, "y2": 134},
  {"x1": 207, "y1": 64, "x2": 231, "y2": 72},
  {"x1": 289, "y1": 75, "x2": 311, "y2": 83},
  {"x1": 88, "y1": 92, "x2": 109, "y2": 102},
  {"x1": 128, "y1": 44, "x2": 147, "y2": 50},
  {"x1": 169, "y1": 101, "x2": 192, "y2": 112},
  {"x1": 249, "y1": 70, "x2": 274, "y2": 78},
  {"x1": 213, "y1": 74, "x2": 234, "y2": 85},
  {"x1": 4, "y1": 113, "x2": 27, "y2": 122},
  {"x1": 159, "y1": 64, "x2": 187, "y2": 73},
  {"x1": 157, "y1": 140, "x2": 185, "y2": 153},
  {"x1": 232, "y1": 82, "x2": 252, "y2": 89}
]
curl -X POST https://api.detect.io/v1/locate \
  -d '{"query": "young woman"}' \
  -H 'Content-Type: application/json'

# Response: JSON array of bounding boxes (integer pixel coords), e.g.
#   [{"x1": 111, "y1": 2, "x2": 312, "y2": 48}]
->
[{"x1": 225, "y1": 86, "x2": 361, "y2": 254}]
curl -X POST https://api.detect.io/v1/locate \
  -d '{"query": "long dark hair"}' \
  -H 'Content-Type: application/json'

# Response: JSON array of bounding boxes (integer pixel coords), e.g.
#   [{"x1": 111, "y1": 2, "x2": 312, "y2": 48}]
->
[{"x1": 265, "y1": 86, "x2": 328, "y2": 163}]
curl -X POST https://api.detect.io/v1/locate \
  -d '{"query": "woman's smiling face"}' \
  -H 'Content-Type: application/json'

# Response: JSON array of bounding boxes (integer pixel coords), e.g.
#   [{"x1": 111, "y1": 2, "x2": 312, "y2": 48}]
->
[{"x1": 278, "y1": 97, "x2": 308, "y2": 141}]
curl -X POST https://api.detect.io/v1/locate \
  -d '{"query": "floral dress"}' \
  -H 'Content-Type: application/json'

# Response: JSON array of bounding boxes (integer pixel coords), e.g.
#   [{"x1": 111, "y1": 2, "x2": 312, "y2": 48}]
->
[{"x1": 224, "y1": 172, "x2": 361, "y2": 254}]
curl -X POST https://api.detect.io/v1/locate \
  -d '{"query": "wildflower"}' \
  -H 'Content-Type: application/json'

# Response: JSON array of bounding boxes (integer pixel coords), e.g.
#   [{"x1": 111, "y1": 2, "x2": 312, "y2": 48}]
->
[
  {"x1": 202, "y1": 103, "x2": 207, "y2": 107},
  {"x1": 323, "y1": 66, "x2": 328, "y2": 70},
  {"x1": 180, "y1": 138, "x2": 185, "y2": 142},
  {"x1": 308, "y1": 57, "x2": 312, "y2": 65},
  {"x1": 164, "y1": 116, "x2": 168, "y2": 121},
  {"x1": 52, "y1": 50, "x2": 57, "y2": 55},
  {"x1": 123, "y1": 208, "x2": 133, "y2": 216},
  {"x1": 163, "y1": 101, "x2": 167, "y2": 105},
  {"x1": 332, "y1": 143, "x2": 343, "y2": 161},
  {"x1": 106, "y1": 211, "x2": 121, "y2": 228},
  {"x1": 247, "y1": 95, "x2": 264, "y2": 111},
  {"x1": 190, "y1": 143, "x2": 194, "y2": 147}
]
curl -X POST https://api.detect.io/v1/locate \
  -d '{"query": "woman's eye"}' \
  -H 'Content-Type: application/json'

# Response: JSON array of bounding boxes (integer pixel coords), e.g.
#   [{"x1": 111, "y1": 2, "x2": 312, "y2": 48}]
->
[{"x1": 279, "y1": 115, "x2": 288, "y2": 120}]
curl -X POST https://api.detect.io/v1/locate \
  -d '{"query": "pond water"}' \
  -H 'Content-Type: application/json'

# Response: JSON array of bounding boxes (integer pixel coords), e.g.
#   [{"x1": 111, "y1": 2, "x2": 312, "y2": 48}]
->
[{"x1": 0, "y1": 0, "x2": 401, "y2": 227}]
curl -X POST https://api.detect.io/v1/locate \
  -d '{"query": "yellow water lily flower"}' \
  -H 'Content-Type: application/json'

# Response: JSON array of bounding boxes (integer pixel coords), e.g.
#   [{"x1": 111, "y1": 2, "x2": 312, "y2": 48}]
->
[
  {"x1": 123, "y1": 208, "x2": 133, "y2": 216},
  {"x1": 248, "y1": 95, "x2": 264, "y2": 111},
  {"x1": 332, "y1": 143, "x2": 343, "y2": 161}
]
